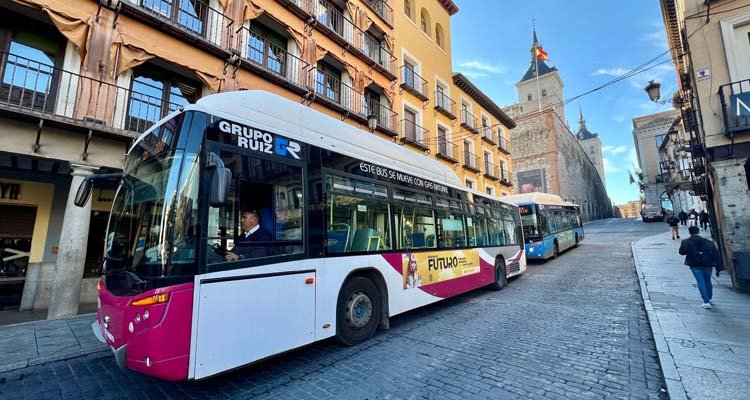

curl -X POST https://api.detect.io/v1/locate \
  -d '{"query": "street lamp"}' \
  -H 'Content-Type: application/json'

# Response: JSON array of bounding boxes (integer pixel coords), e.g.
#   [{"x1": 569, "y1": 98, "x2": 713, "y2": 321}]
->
[
  {"x1": 367, "y1": 113, "x2": 378, "y2": 132},
  {"x1": 645, "y1": 80, "x2": 661, "y2": 102}
]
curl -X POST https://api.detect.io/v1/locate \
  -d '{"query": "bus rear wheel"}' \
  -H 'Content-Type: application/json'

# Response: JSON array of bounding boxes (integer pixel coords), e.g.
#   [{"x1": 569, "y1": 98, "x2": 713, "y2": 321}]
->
[
  {"x1": 489, "y1": 258, "x2": 507, "y2": 291},
  {"x1": 336, "y1": 276, "x2": 382, "y2": 346}
]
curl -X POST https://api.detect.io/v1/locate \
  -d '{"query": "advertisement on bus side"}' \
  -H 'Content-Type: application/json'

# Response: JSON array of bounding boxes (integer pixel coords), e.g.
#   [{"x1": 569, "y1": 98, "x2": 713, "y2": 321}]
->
[{"x1": 402, "y1": 250, "x2": 480, "y2": 289}]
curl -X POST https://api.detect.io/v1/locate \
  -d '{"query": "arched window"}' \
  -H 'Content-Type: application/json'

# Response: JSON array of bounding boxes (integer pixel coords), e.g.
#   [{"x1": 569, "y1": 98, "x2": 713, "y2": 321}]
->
[
  {"x1": 404, "y1": 0, "x2": 413, "y2": 20},
  {"x1": 435, "y1": 23, "x2": 445, "y2": 48},
  {"x1": 420, "y1": 9, "x2": 430, "y2": 37}
]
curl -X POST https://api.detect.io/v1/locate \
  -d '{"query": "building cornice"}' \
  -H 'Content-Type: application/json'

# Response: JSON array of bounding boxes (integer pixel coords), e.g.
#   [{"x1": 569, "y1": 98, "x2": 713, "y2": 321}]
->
[
  {"x1": 438, "y1": 0, "x2": 459, "y2": 16},
  {"x1": 452, "y1": 73, "x2": 516, "y2": 128}
]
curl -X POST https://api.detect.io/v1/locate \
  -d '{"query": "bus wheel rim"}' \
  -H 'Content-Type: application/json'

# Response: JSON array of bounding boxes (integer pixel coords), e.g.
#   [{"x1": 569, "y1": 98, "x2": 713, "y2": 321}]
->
[{"x1": 346, "y1": 291, "x2": 372, "y2": 329}]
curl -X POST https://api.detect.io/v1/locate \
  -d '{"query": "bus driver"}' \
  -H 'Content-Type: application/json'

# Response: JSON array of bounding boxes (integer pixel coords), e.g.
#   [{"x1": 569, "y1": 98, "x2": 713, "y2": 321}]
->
[{"x1": 225, "y1": 210, "x2": 272, "y2": 261}]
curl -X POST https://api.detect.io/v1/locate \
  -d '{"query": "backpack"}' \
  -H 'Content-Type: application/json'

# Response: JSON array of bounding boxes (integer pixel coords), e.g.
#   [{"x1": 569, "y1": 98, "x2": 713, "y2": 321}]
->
[{"x1": 695, "y1": 238, "x2": 719, "y2": 268}]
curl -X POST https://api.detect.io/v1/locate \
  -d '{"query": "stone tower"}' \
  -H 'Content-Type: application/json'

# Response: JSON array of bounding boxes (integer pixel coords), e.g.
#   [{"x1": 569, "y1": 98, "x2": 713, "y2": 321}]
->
[
  {"x1": 514, "y1": 27, "x2": 565, "y2": 121},
  {"x1": 576, "y1": 108, "x2": 606, "y2": 187}
]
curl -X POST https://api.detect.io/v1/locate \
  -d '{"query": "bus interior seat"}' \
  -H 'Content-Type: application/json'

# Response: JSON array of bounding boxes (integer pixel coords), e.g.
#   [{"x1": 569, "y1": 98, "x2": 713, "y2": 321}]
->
[
  {"x1": 411, "y1": 232, "x2": 426, "y2": 248},
  {"x1": 352, "y1": 228, "x2": 378, "y2": 251},
  {"x1": 426, "y1": 234, "x2": 435, "y2": 247},
  {"x1": 327, "y1": 223, "x2": 350, "y2": 253}
]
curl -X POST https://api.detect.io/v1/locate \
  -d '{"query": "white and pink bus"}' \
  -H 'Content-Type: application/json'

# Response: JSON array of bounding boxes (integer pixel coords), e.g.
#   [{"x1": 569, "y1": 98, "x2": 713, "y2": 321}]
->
[{"x1": 77, "y1": 91, "x2": 526, "y2": 381}]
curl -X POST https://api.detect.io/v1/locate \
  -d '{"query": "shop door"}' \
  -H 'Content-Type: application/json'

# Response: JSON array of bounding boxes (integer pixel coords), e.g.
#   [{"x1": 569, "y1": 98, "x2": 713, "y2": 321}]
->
[{"x1": 0, "y1": 205, "x2": 36, "y2": 309}]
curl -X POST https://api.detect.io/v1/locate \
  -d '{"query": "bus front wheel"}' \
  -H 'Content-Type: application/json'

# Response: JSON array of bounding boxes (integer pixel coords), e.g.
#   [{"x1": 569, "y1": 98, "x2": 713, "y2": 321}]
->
[
  {"x1": 336, "y1": 276, "x2": 382, "y2": 346},
  {"x1": 489, "y1": 258, "x2": 507, "y2": 291}
]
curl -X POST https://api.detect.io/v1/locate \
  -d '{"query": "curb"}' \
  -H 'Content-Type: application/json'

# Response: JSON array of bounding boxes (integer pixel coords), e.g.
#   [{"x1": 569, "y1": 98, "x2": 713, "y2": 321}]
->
[{"x1": 631, "y1": 239, "x2": 688, "y2": 400}]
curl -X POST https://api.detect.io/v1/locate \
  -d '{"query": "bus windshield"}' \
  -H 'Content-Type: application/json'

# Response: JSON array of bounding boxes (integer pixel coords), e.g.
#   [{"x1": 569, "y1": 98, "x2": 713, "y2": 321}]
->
[
  {"x1": 104, "y1": 113, "x2": 202, "y2": 296},
  {"x1": 518, "y1": 205, "x2": 540, "y2": 240}
]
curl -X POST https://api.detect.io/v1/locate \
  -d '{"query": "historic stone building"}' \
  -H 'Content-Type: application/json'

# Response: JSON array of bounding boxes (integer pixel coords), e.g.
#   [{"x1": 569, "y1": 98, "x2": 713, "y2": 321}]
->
[
  {"x1": 504, "y1": 30, "x2": 611, "y2": 221},
  {"x1": 632, "y1": 110, "x2": 677, "y2": 210},
  {"x1": 576, "y1": 109, "x2": 605, "y2": 187}
]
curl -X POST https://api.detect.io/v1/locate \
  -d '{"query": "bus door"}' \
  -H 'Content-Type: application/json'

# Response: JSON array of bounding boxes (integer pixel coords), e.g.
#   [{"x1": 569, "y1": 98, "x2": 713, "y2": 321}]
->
[{"x1": 192, "y1": 136, "x2": 313, "y2": 379}]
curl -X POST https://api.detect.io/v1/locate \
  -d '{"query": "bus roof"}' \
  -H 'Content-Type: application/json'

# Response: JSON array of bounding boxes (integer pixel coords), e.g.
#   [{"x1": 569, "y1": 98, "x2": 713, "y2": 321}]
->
[
  {"x1": 502, "y1": 192, "x2": 578, "y2": 208},
  {"x1": 152, "y1": 90, "x2": 512, "y2": 208}
]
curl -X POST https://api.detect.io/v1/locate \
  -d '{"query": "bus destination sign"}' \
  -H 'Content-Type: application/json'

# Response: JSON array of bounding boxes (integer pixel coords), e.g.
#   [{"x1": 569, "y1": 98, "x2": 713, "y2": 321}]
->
[
  {"x1": 216, "y1": 120, "x2": 303, "y2": 160},
  {"x1": 359, "y1": 162, "x2": 449, "y2": 194}
]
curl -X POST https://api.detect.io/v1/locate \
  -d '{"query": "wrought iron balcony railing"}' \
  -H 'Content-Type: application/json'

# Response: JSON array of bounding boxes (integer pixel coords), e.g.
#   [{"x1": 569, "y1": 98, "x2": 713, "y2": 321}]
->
[
  {"x1": 314, "y1": 69, "x2": 366, "y2": 118},
  {"x1": 434, "y1": 90, "x2": 456, "y2": 119},
  {"x1": 719, "y1": 79, "x2": 750, "y2": 138},
  {"x1": 401, "y1": 119, "x2": 429, "y2": 149},
  {"x1": 498, "y1": 134, "x2": 510, "y2": 153},
  {"x1": 500, "y1": 168, "x2": 513, "y2": 186},
  {"x1": 237, "y1": 27, "x2": 311, "y2": 91},
  {"x1": 363, "y1": 0, "x2": 393, "y2": 25},
  {"x1": 463, "y1": 151, "x2": 480, "y2": 171},
  {"x1": 480, "y1": 126, "x2": 495, "y2": 144},
  {"x1": 292, "y1": 0, "x2": 396, "y2": 76},
  {"x1": 461, "y1": 109, "x2": 478, "y2": 133},
  {"x1": 400, "y1": 66, "x2": 429, "y2": 101},
  {"x1": 366, "y1": 97, "x2": 397, "y2": 135},
  {"x1": 0, "y1": 50, "x2": 180, "y2": 135},
  {"x1": 436, "y1": 136, "x2": 458, "y2": 162},
  {"x1": 125, "y1": 0, "x2": 233, "y2": 48},
  {"x1": 484, "y1": 160, "x2": 499, "y2": 179}
]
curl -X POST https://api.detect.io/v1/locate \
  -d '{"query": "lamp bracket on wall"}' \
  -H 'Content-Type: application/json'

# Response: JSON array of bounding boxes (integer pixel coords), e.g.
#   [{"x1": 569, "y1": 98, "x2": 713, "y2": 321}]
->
[
  {"x1": 32, "y1": 119, "x2": 43, "y2": 153},
  {"x1": 82, "y1": 130, "x2": 93, "y2": 161}
]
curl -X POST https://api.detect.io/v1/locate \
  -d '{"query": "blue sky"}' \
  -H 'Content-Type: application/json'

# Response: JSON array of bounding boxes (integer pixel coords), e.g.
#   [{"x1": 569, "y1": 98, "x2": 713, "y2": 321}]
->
[{"x1": 450, "y1": 0, "x2": 676, "y2": 205}]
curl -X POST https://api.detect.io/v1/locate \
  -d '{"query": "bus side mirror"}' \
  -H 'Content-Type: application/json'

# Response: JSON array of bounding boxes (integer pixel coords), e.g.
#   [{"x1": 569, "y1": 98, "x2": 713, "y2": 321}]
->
[
  {"x1": 74, "y1": 176, "x2": 94, "y2": 207},
  {"x1": 208, "y1": 153, "x2": 231, "y2": 208}
]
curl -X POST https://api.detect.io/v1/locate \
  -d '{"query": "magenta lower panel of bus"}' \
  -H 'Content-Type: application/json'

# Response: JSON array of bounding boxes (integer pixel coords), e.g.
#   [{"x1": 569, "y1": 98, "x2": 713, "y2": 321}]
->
[{"x1": 97, "y1": 282, "x2": 194, "y2": 381}]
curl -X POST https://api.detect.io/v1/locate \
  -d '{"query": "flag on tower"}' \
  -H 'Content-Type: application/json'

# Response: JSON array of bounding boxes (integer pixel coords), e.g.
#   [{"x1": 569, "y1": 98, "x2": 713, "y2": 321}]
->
[
  {"x1": 535, "y1": 46, "x2": 548, "y2": 62},
  {"x1": 629, "y1": 172, "x2": 635, "y2": 185}
]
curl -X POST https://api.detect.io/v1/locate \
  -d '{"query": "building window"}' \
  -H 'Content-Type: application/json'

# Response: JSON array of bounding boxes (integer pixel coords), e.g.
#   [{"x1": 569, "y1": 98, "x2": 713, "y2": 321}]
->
[
  {"x1": 404, "y1": 0, "x2": 413, "y2": 20},
  {"x1": 435, "y1": 23, "x2": 445, "y2": 48},
  {"x1": 486, "y1": 186, "x2": 493, "y2": 195},
  {"x1": 527, "y1": 94, "x2": 532, "y2": 101},
  {"x1": 465, "y1": 180, "x2": 474, "y2": 189},
  {"x1": 420, "y1": 9, "x2": 430, "y2": 37},
  {"x1": 316, "y1": 61, "x2": 342, "y2": 103},
  {"x1": 541, "y1": 89, "x2": 547, "y2": 97},
  {"x1": 655, "y1": 134, "x2": 666, "y2": 148},
  {"x1": 246, "y1": 24, "x2": 287, "y2": 75},
  {"x1": 128, "y1": 65, "x2": 200, "y2": 132}
]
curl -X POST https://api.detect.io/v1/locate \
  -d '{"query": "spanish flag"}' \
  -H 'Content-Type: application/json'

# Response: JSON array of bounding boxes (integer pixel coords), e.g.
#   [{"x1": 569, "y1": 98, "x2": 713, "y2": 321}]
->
[{"x1": 535, "y1": 46, "x2": 548, "y2": 62}]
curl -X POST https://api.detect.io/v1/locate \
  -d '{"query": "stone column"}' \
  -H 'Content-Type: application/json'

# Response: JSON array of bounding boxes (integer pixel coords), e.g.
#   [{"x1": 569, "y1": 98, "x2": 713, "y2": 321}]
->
[{"x1": 47, "y1": 164, "x2": 98, "y2": 320}]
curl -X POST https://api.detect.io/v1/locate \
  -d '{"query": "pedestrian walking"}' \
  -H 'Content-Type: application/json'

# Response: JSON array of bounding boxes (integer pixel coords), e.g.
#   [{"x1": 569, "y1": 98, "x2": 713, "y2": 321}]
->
[
  {"x1": 678, "y1": 226, "x2": 724, "y2": 309},
  {"x1": 699, "y1": 210, "x2": 709, "y2": 231},
  {"x1": 667, "y1": 214, "x2": 680, "y2": 240},
  {"x1": 687, "y1": 208, "x2": 698, "y2": 227},
  {"x1": 678, "y1": 210, "x2": 688, "y2": 226}
]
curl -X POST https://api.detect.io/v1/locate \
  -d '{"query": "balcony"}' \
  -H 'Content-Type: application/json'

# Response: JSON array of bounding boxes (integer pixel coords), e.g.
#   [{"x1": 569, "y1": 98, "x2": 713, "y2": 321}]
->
[
  {"x1": 400, "y1": 66, "x2": 429, "y2": 101},
  {"x1": 366, "y1": 97, "x2": 398, "y2": 136},
  {"x1": 484, "y1": 161, "x2": 499, "y2": 179},
  {"x1": 400, "y1": 119, "x2": 430, "y2": 150},
  {"x1": 719, "y1": 79, "x2": 750, "y2": 138},
  {"x1": 363, "y1": 0, "x2": 394, "y2": 26},
  {"x1": 498, "y1": 135, "x2": 511, "y2": 154},
  {"x1": 436, "y1": 136, "x2": 458, "y2": 163},
  {"x1": 237, "y1": 27, "x2": 312, "y2": 93},
  {"x1": 462, "y1": 151, "x2": 480, "y2": 172},
  {"x1": 480, "y1": 126, "x2": 495, "y2": 144},
  {"x1": 0, "y1": 49, "x2": 175, "y2": 137},
  {"x1": 500, "y1": 168, "x2": 513, "y2": 187},
  {"x1": 460, "y1": 109, "x2": 478, "y2": 134},
  {"x1": 314, "y1": 69, "x2": 366, "y2": 119},
  {"x1": 283, "y1": 0, "x2": 397, "y2": 79},
  {"x1": 433, "y1": 90, "x2": 456, "y2": 119},
  {"x1": 121, "y1": 0, "x2": 233, "y2": 53}
]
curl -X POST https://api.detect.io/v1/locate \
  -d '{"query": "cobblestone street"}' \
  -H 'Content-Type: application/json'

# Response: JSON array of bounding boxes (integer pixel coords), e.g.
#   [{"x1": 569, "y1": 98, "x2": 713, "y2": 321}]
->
[{"x1": 0, "y1": 219, "x2": 667, "y2": 400}]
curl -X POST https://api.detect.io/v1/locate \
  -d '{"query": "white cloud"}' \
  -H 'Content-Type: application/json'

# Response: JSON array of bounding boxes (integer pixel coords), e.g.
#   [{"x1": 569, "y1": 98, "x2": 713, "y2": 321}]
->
[
  {"x1": 593, "y1": 67, "x2": 629, "y2": 77},
  {"x1": 457, "y1": 60, "x2": 507, "y2": 74},
  {"x1": 641, "y1": 30, "x2": 669, "y2": 50},
  {"x1": 604, "y1": 158, "x2": 620, "y2": 173},
  {"x1": 460, "y1": 71, "x2": 488, "y2": 79},
  {"x1": 612, "y1": 115, "x2": 627, "y2": 123},
  {"x1": 610, "y1": 146, "x2": 627, "y2": 154},
  {"x1": 602, "y1": 145, "x2": 615, "y2": 152}
]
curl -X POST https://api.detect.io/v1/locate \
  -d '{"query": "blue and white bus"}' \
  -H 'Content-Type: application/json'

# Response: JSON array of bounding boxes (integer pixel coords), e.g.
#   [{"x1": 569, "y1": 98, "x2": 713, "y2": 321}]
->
[{"x1": 504, "y1": 193, "x2": 583, "y2": 260}]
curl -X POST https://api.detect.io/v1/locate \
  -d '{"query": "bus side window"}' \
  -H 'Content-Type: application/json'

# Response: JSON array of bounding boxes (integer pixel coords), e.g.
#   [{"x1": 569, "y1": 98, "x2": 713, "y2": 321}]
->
[{"x1": 393, "y1": 189, "x2": 435, "y2": 250}]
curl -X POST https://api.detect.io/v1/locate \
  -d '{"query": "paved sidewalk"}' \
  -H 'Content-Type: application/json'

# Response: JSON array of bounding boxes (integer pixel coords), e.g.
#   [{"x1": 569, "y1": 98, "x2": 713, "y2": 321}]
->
[
  {"x1": 0, "y1": 314, "x2": 107, "y2": 373},
  {"x1": 633, "y1": 230, "x2": 750, "y2": 400}
]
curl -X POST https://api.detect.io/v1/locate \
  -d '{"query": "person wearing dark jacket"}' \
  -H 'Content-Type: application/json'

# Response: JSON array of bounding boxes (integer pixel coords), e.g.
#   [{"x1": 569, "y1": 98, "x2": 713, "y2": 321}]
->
[
  {"x1": 699, "y1": 210, "x2": 709, "y2": 230},
  {"x1": 666, "y1": 215, "x2": 680, "y2": 240},
  {"x1": 678, "y1": 210, "x2": 688, "y2": 226},
  {"x1": 679, "y1": 226, "x2": 723, "y2": 309},
  {"x1": 225, "y1": 210, "x2": 273, "y2": 261}
]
